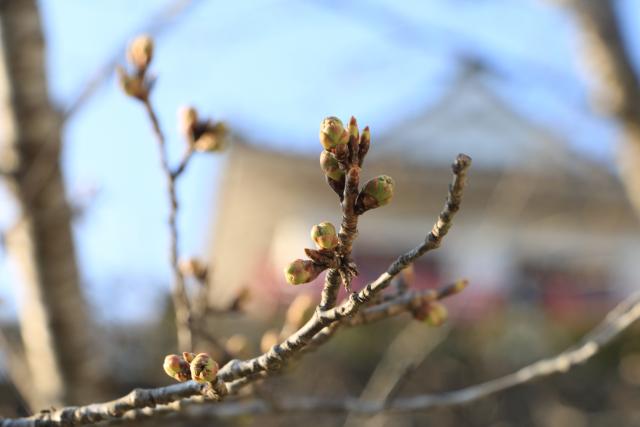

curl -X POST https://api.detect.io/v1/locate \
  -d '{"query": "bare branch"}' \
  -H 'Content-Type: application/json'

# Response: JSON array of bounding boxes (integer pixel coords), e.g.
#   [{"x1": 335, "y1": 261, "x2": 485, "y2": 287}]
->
[
  {"x1": 141, "y1": 98, "x2": 193, "y2": 351},
  {"x1": 7, "y1": 289, "x2": 635, "y2": 426}
]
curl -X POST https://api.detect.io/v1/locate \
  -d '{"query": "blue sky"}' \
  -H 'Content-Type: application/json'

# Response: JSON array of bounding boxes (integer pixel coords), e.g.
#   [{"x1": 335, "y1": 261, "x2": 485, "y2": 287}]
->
[{"x1": 0, "y1": 0, "x2": 637, "y2": 323}]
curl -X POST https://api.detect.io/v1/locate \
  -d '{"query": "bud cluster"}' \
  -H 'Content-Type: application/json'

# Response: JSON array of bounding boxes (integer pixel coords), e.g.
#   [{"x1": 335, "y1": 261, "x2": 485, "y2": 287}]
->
[
  {"x1": 179, "y1": 106, "x2": 228, "y2": 153},
  {"x1": 163, "y1": 352, "x2": 219, "y2": 383},
  {"x1": 317, "y1": 116, "x2": 394, "y2": 213},
  {"x1": 117, "y1": 35, "x2": 155, "y2": 101},
  {"x1": 283, "y1": 221, "x2": 340, "y2": 285}
]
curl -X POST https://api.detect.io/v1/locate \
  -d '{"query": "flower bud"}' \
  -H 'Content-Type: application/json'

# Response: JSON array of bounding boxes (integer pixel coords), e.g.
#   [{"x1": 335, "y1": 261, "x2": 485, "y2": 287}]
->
[
  {"x1": 179, "y1": 258, "x2": 208, "y2": 282},
  {"x1": 310, "y1": 222, "x2": 339, "y2": 250},
  {"x1": 193, "y1": 122, "x2": 228, "y2": 152},
  {"x1": 284, "y1": 259, "x2": 323, "y2": 285},
  {"x1": 179, "y1": 106, "x2": 198, "y2": 137},
  {"x1": 127, "y1": 35, "x2": 154, "y2": 69},
  {"x1": 117, "y1": 66, "x2": 147, "y2": 100},
  {"x1": 320, "y1": 151, "x2": 345, "y2": 181},
  {"x1": 190, "y1": 352, "x2": 219, "y2": 383},
  {"x1": 358, "y1": 126, "x2": 370, "y2": 165},
  {"x1": 163, "y1": 354, "x2": 190, "y2": 382},
  {"x1": 348, "y1": 116, "x2": 359, "y2": 142},
  {"x1": 319, "y1": 116, "x2": 349, "y2": 150},
  {"x1": 356, "y1": 175, "x2": 395, "y2": 213},
  {"x1": 424, "y1": 302, "x2": 448, "y2": 327},
  {"x1": 182, "y1": 352, "x2": 196, "y2": 363}
]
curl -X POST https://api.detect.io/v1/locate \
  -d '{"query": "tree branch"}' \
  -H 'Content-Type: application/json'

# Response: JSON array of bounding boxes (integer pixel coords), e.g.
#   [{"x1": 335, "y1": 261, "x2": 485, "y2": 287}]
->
[
  {"x1": 8, "y1": 289, "x2": 635, "y2": 426},
  {"x1": 141, "y1": 98, "x2": 193, "y2": 351},
  {"x1": 218, "y1": 154, "x2": 471, "y2": 382},
  {"x1": 0, "y1": 155, "x2": 472, "y2": 426}
]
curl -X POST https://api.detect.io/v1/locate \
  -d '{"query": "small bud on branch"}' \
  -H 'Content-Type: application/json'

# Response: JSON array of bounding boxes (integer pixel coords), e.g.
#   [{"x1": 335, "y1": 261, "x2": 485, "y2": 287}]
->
[
  {"x1": 284, "y1": 259, "x2": 324, "y2": 285},
  {"x1": 127, "y1": 35, "x2": 154, "y2": 70},
  {"x1": 163, "y1": 354, "x2": 190, "y2": 382},
  {"x1": 319, "y1": 116, "x2": 349, "y2": 150},
  {"x1": 310, "y1": 222, "x2": 339, "y2": 250},
  {"x1": 355, "y1": 175, "x2": 395, "y2": 214},
  {"x1": 190, "y1": 353, "x2": 219, "y2": 383}
]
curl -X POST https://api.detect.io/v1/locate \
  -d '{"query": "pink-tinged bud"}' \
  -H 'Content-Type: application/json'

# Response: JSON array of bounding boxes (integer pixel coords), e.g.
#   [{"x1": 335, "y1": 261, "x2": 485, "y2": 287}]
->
[
  {"x1": 358, "y1": 126, "x2": 370, "y2": 165},
  {"x1": 163, "y1": 354, "x2": 190, "y2": 382},
  {"x1": 348, "y1": 116, "x2": 359, "y2": 141},
  {"x1": 319, "y1": 116, "x2": 349, "y2": 150},
  {"x1": 193, "y1": 122, "x2": 228, "y2": 152},
  {"x1": 182, "y1": 352, "x2": 196, "y2": 363},
  {"x1": 190, "y1": 353, "x2": 219, "y2": 383},
  {"x1": 320, "y1": 151, "x2": 345, "y2": 181},
  {"x1": 179, "y1": 106, "x2": 198, "y2": 137},
  {"x1": 310, "y1": 222, "x2": 339, "y2": 250},
  {"x1": 356, "y1": 175, "x2": 395, "y2": 213},
  {"x1": 127, "y1": 35, "x2": 154, "y2": 69},
  {"x1": 284, "y1": 259, "x2": 323, "y2": 285}
]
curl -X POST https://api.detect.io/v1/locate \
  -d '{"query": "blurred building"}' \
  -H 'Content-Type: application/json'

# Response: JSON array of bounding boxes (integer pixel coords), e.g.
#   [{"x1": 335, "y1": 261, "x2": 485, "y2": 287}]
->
[{"x1": 207, "y1": 65, "x2": 640, "y2": 320}]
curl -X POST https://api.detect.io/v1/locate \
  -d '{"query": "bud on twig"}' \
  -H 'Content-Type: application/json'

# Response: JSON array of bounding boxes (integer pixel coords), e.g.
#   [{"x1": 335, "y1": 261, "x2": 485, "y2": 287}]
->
[
  {"x1": 320, "y1": 151, "x2": 345, "y2": 181},
  {"x1": 179, "y1": 258, "x2": 208, "y2": 283},
  {"x1": 358, "y1": 126, "x2": 370, "y2": 166},
  {"x1": 319, "y1": 117, "x2": 349, "y2": 150},
  {"x1": 413, "y1": 301, "x2": 448, "y2": 326},
  {"x1": 179, "y1": 106, "x2": 198, "y2": 138},
  {"x1": 310, "y1": 222, "x2": 339, "y2": 250},
  {"x1": 193, "y1": 122, "x2": 228, "y2": 153},
  {"x1": 117, "y1": 66, "x2": 148, "y2": 100},
  {"x1": 355, "y1": 175, "x2": 395, "y2": 214},
  {"x1": 163, "y1": 354, "x2": 190, "y2": 382},
  {"x1": 127, "y1": 35, "x2": 154, "y2": 70},
  {"x1": 190, "y1": 353, "x2": 219, "y2": 383},
  {"x1": 284, "y1": 259, "x2": 324, "y2": 285}
]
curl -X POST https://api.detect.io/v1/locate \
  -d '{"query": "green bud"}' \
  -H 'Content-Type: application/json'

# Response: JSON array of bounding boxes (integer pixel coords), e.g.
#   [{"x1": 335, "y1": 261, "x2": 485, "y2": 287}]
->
[
  {"x1": 190, "y1": 352, "x2": 219, "y2": 383},
  {"x1": 127, "y1": 35, "x2": 154, "y2": 69},
  {"x1": 284, "y1": 259, "x2": 322, "y2": 285},
  {"x1": 310, "y1": 222, "x2": 339, "y2": 250},
  {"x1": 319, "y1": 116, "x2": 349, "y2": 150},
  {"x1": 424, "y1": 302, "x2": 448, "y2": 327},
  {"x1": 356, "y1": 175, "x2": 395, "y2": 213},
  {"x1": 163, "y1": 354, "x2": 190, "y2": 382},
  {"x1": 320, "y1": 151, "x2": 345, "y2": 181}
]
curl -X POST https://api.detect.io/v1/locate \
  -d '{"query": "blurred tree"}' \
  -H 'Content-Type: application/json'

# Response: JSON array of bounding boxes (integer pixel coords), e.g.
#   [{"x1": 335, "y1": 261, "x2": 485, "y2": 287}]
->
[
  {"x1": 564, "y1": 0, "x2": 640, "y2": 216},
  {"x1": 0, "y1": 0, "x2": 102, "y2": 409}
]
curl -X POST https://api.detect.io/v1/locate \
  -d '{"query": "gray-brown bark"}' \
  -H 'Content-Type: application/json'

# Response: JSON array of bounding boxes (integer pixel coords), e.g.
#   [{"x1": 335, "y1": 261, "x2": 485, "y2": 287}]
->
[
  {"x1": 0, "y1": 0, "x2": 100, "y2": 408},
  {"x1": 564, "y1": 0, "x2": 640, "y2": 216}
]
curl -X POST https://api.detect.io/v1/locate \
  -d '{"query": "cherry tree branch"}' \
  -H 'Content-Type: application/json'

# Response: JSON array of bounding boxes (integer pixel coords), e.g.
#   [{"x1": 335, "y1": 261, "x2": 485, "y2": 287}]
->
[
  {"x1": 5, "y1": 289, "x2": 637, "y2": 426},
  {"x1": 0, "y1": 154, "x2": 472, "y2": 426}
]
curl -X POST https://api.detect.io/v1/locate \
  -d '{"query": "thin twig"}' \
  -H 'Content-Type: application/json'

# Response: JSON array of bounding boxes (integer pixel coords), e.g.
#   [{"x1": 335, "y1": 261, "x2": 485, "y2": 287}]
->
[{"x1": 141, "y1": 97, "x2": 193, "y2": 351}]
